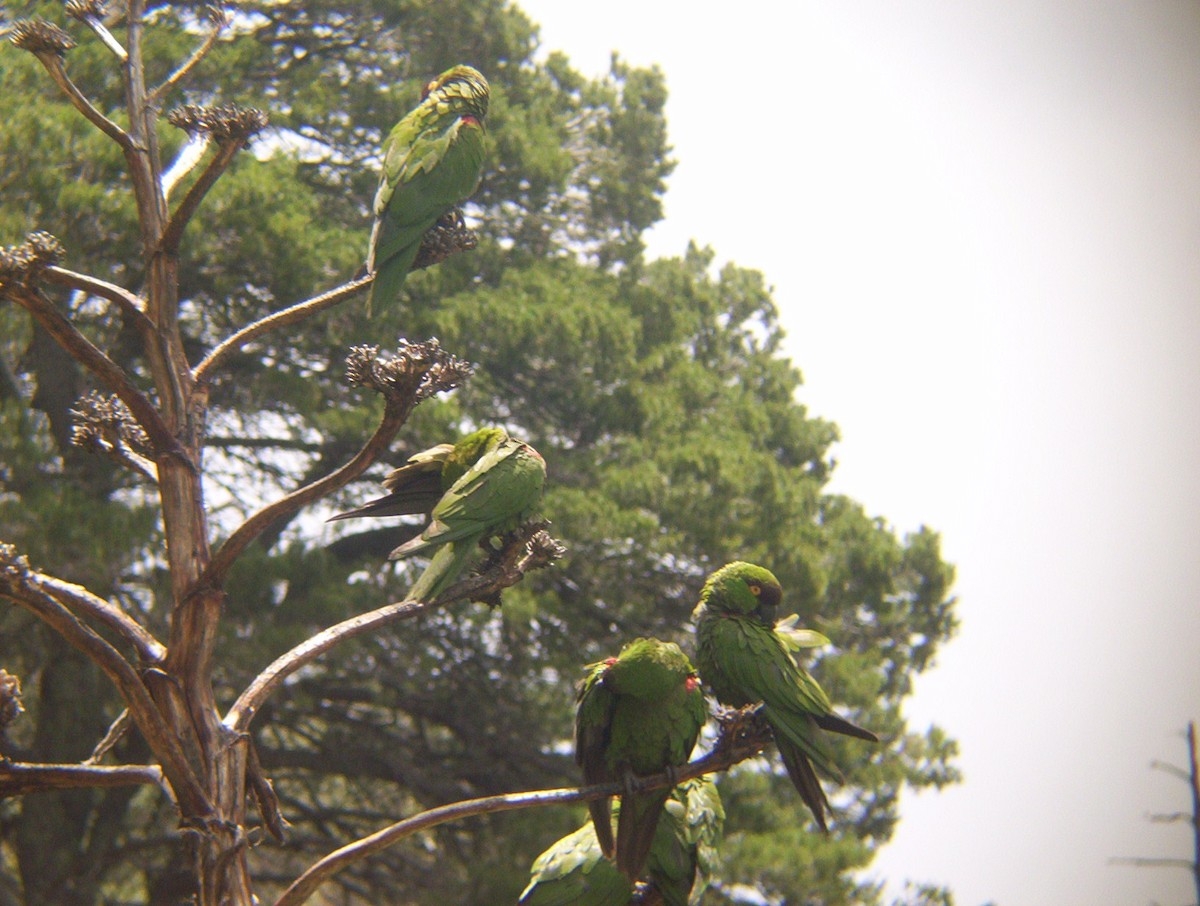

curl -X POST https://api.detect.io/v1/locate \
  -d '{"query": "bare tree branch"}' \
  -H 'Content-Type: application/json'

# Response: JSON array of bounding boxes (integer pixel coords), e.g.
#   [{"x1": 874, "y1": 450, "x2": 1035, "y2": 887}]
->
[
  {"x1": 86, "y1": 708, "x2": 132, "y2": 764},
  {"x1": 32, "y1": 52, "x2": 132, "y2": 149},
  {"x1": 158, "y1": 139, "x2": 244, "y2": 255},
  {"x1": 1109, "y1": 857, "x2": 1194, "y2": 869},
  {"x1": 147, "y1": 7, "x2": 230, "y2": 108},
  {"x1": 4, "y1": 283, "x2": 181, "y2": 460},
  {"x1": 203, "y1": 340, "x2": 470, "y2": 587},
  {"x1": 203, "y1": 395, "x2": 408, "y2": 588},
  {"x1": 65, "y1": 0, "x2": 129, "y2": 61},
  {"x1": 225, "y1": 523, "x2": 561, "y2": 734},
  {"x1": 272, "y1": 707, "x2": 773, "y2": 906},
  {"x1": 194, "y1": 276, "x2": 373, "y2": 383},
  {"x1": 0, "y1": 761, "x2": 162, "y2": 797},
  {"x1": 32, "y1": 569, "x2": 166, "y2": 663},
  {"x1": 0, "y1": 546, "x2": 211, "y2": 816},
  {"x1": 41, "y1": 264, "x2": 152, "y2": 334}
]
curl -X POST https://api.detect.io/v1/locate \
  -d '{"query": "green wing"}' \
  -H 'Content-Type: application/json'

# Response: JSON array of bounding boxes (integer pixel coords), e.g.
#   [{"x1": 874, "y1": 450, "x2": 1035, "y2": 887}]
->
[
  {"x1": 701, "y1": 614, "x2": 841, "y2": 777},
  {"x1": 369, "y1": 120, "x2": 485, "y2": 304},
  {"x1": 388, "y1": 440, "x2": 544, "y2": 559},
  {"x1": 518, "y1": 821, "x2": 632, "y2": 906},
  {"x1": 575, "y1": 659, "x2": 618, "y2": 857},
  {"x1": 368, "y1": 66, "x2": 489, "y2": 306},
  {"x1": 645, "y1": 779, "x2": 724, "y2": 906}
]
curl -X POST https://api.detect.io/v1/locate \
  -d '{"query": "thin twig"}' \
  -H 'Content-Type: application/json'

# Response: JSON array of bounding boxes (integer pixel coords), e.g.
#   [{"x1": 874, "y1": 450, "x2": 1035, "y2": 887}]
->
[
  {"x1": 202, "y1": 392, "x2": 408, "y2": 586},
  {"x1": 41, "y1": 264, "x2": 152, "y2": 334},
  {"x1": 0, "y1": 761, "x2": 162, "y2": 796},
  {"x1": 272, "y1": 709, "x2": 772, "y2": 906},
  {"x1": 4, "y1": 285, "x2": 180, "y2": 459},
  {"x1": 247, "y1": 741, "x2": 287, "y2": 842},
  {"x1": 35, "y1": 53, "x2": 132, "y2": 149},
  {"x1": 194, "y1": 276, "x2": 373, "y2": 383},
  {"x1": 225, "y1": 599, "x2": 426, "y2": 734},
  {"x1": 86, "y1": 709, "x2": 131, "y2": 764},
  {"x1": 158, "y1": 140, "x2": 243, "y2": 255},
  {"x1": 147, "y1": 12, "x2": 228, "y2": 108}
]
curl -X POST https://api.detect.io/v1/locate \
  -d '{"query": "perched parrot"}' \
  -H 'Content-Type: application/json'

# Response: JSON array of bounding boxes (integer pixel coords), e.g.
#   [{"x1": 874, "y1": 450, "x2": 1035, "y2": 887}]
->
[
  {"x1": 691, "y1": 561, "x2": 878, "y2": 832},
  {"x1": 575, "y1": 638, "x2": 707, "y2": 881},
  {"x1": 517, "y1": 778, "x2": 724, "y2": 906},
  {"x1": 368, "y1": 64, "x2": 489, "y2": 307},
  {"x1": 328, "y1": 427, "x2": 545, "y2": 602}
]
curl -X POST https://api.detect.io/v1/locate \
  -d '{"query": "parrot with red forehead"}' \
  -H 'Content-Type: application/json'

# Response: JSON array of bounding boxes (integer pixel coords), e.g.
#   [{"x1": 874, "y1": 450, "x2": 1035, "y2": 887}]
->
[
  {"x1": 368, "y1": 64, "x2": 489, "y2": 305},
  {"x1": 575, "y1": 638, "x2": 707, "y2": 881}
]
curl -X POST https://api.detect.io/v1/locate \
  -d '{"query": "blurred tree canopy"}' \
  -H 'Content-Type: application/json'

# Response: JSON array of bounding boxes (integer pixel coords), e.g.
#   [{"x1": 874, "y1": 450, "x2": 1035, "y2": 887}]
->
[{"x1": 0, "y1": 1, "x2": 959, "y2": 903}]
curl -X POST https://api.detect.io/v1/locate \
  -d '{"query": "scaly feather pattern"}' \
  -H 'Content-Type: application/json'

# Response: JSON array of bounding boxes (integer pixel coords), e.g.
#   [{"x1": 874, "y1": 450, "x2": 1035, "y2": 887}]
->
[
  {"x1": 368, "y1": 65, "x2": 489, "y2": 306},
  {"x1": 517, "y1": 779, "x2": 723, "y2": 906}
]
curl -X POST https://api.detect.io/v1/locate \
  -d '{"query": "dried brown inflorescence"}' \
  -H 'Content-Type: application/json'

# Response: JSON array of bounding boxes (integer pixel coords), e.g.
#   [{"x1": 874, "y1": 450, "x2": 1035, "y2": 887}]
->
[
  {"x1": 412, "y1": 208, "x2": 479, "y2": 271},
  {"x1": 9, "y1": 18, "x2": 76, "y2": 55},
  {"x1": 0, "y1": 232, "x2": 64, "y2": 289},
  {"x1": 167, "y1": 103, "x2": 269, "y2": 143},
  {"x1": 344, "y1": 339, "x2": 473, "y2": 403},
  {"x1": 70, "y1": 391, "x2": 154, "y2": 458}
]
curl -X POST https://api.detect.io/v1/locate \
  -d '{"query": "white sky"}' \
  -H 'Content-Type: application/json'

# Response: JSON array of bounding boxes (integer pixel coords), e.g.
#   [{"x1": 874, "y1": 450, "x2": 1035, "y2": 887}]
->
[{"x1": 514, "y1": 2, "x2": 1200, "y2": 904}]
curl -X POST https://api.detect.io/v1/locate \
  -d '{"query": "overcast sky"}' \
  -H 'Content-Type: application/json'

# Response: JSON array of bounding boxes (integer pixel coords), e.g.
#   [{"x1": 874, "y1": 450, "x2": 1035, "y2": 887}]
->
[{"x1": 514, "y1": 2, "x2": 1200, "y2": 903}]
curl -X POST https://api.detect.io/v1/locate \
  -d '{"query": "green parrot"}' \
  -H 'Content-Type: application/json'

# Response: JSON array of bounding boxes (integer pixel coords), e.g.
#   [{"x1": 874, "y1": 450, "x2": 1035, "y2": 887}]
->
[
  {"x1": 328, "y1": 427, "x2": 545, "y2": 602},
  {"x1": 575, "y1": 638, "x2": 707, "y2": 881},
  {"x1": 691, "y1": 561, "x2": 878, "y2": 832},
  {"x1": 368, "y1": 64, "x2": 489, "y2": 306},
  {"x1": 517, "y1": 778, "x2": 724, "y2": 906}
]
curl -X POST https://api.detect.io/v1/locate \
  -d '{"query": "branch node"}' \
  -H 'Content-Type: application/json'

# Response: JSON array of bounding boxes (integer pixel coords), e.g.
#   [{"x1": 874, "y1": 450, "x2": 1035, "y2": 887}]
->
[
  {"x1": 344, "y1": 338, "x2": 473, "y2": 403},
  {"x1": 167, "y1": 103, "x2": 268, "y2": 144},
  {"x1": 9, "y1": 18, "x2": 76, "y2": 56}
]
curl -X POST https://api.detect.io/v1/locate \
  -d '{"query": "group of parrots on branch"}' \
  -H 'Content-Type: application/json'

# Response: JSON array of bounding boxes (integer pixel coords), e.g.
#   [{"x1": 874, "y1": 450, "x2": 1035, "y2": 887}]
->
[{"x1": 332, "y1": 63, "x2": 880, "y2": 905}]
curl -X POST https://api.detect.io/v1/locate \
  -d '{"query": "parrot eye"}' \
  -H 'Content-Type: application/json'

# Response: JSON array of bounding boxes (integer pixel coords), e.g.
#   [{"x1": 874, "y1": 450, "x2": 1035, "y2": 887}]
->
[{"x1": 748, "y1": 584, "x2": 761, "y2": 596}]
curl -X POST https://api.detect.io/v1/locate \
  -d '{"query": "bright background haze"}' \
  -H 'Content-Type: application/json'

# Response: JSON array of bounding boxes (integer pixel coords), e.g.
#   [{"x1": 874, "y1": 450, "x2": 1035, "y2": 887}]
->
[{"x1": 514, "y1": 2, "x2": 1200, "y2": 904}]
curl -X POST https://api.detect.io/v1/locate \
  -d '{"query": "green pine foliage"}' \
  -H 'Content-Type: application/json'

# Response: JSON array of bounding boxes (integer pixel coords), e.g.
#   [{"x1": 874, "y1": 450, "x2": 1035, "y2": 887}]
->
[{"x1": 0, "y1": 1, "x2": 959, "y2": 903}]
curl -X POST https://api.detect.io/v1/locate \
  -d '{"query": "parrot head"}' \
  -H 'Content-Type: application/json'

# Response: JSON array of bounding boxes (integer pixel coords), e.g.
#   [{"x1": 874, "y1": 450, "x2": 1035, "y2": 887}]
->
[
  {"x1": 442, "y1": 427, "x2": 507, "y2": 486},
  {"x1": 601, "y1": 638, "x2": 701, "y2": 699},
  {"x1": 419, "y1": 64, "x2": 490, "y2": 123},
  {"x1": 700, "y1": 561, "x2": 783, "y2": 622}
]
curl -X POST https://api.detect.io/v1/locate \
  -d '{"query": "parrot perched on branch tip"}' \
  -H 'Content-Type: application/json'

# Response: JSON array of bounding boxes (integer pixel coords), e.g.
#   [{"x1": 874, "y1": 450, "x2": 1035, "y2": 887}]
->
[
  {"x1": 691, "y1": 561, "x2": 878, "y2": 832},
  {"x1": 328, "y1": 427, "x2": 544, "y2": 602},
  {"x1": 368, "y1": 64, "x2": 489, "y2": 306}
]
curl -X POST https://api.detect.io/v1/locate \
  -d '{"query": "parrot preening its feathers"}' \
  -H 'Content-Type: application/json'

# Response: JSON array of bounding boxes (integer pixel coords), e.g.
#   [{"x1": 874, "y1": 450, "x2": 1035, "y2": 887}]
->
[
  {"x1": 692, "y1": 561, "x2": 878, "y2": 832},
  {"x1": 328, "y1": 427, "x2": 545, "y2": 603},
  {"x1": 574, "y1": 638, "x2": 707, "y2": 882},
  {"x1": 368, "y1": 64, "x2": 489, "y2": 307}
]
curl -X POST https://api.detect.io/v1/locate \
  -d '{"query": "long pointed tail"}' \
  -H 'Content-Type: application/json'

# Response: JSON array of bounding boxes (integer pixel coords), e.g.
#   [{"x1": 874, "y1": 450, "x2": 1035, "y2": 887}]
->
[
  {"x1": 588, "y1": 797, "x2": 615, "y2": 859},
  {"x1": 404, "y1": 541, "x2": 476, "y2": 603},
  {"x1": 615, "y1": 789, "x2": 671, "y2": 880},
  {"x1": 777, "y1": 738, "x2": 832, "y2": 833}
]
